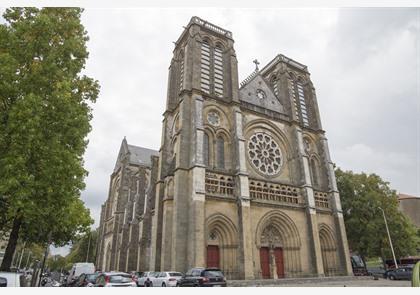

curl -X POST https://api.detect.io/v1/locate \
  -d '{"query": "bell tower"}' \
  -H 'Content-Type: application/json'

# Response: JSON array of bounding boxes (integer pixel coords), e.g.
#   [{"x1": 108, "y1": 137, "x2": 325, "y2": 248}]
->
[{"x1": 150, "y1": 16, "x2": 240, "y2": 273}]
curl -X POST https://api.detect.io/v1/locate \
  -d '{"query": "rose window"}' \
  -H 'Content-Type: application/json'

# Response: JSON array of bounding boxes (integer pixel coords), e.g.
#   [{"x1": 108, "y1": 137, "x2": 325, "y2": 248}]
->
[
  {"x1": 248, "y1": 133, "x2": 282, "y2": 175},
  {"x1": 207, "y1": 111, "x2": 220, "y2": 126}
]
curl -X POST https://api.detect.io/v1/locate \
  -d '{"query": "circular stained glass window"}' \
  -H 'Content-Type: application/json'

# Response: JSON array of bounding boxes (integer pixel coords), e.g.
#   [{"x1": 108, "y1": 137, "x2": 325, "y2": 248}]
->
[{"x1": 247, "y1": 132, "x2": 282, "y2": 176}]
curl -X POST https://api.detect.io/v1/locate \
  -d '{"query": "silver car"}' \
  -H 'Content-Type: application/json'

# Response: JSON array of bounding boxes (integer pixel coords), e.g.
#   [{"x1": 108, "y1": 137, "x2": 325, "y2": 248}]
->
[
  {"x1": 137, "y1": 271, "x2": 158, "y2": 287},
  {"x1": 0, "y1": 272, "x2": 26, "y2": 287},
  {"x1": 151, "y1": 271, "x2": 183, "y2": 287},
  {"x1": 95, "y1": 272, "x2": 137, "y2": 287}
]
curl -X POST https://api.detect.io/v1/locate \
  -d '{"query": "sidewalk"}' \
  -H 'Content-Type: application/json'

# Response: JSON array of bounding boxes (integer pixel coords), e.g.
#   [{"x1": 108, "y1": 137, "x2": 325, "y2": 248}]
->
[{"x1": 227, "y1": 276, "x2": 410, "y2": 287}]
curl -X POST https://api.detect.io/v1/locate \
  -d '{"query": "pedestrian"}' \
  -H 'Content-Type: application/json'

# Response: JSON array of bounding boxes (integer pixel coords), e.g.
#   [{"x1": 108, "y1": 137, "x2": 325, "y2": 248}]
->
[{"x1": 144, "y1": 277, "x2": 152, "y2": 287}]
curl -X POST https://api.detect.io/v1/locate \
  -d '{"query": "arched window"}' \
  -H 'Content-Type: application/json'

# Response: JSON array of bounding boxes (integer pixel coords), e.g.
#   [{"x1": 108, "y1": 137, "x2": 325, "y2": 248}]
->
[
  {"x1": 200, "y1": 40, "x2": 224, "y2": 97},
  {"x1": 178, "y1": 51, "x2": 185, "y2": 92},
  {"x1": 216, "y1": 136, "x2": 225, "y2": 169},
  {"x1": 288, "y1": 76, "x2": 309, "y2": 127},
  {"x1": 271, "y1": 75, "x2": 278, "y2": 97},
  {"x1": 203, "y1": 132, "x2": 210, "y2": 167},
  {"x1": 296, "y1": 81, "x2": 309, "y2": 126},
  {"x1": 310, "y1": 158, "x2": 319, "y2": 187},
  {"x1": 200, "y1": 40, "x2": 211, "y2": 94},
  {"x1": 214, "y1": 45, "x2": 224, "y2": 97}
]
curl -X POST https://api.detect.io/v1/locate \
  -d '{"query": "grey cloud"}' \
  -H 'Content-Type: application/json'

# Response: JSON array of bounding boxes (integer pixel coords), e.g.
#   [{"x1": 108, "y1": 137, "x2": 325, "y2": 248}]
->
[
  {"x1": 3, "y1": 8, "x2": 418, "y2": 231},
  {"x1": 79, "y1": 8, "x2": 419, "y2": 229},
  {"x1": 329, "y1": 8, "x2": 419, "y2": 70}
]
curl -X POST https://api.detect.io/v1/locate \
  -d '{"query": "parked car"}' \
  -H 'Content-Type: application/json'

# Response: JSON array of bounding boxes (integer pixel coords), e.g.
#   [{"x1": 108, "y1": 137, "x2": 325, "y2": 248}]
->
[
  {"x1": 129, "y1": 271, "x2": 143, "y2": 281},
  {"x1": 0, "y1": 272, "x2": 26, "y2": 287},
  {"x1": 76, "y1": 273, "x2": 100, "y2": 287},
  {"x1": 177, "y1": 267, "x2": 226, "y2": 287},
  {"x1": 67, "y1": 263, "x2": 95, "y2": 286},
  {"x1": 151, "y1": 271, "x2": 183, "y2": 287},
  {"x1": 367, "y1": 266, "x2": 385, "y2": 277},
  {"x1": 386, "y1": 267, "x2": 413, "y2": 280},
  {"x1": 95, "y1": 272, "x2": 137, "y2": 287},
  {"x1": 137, "y1": 271, "x2": 158, "y2": 287}
]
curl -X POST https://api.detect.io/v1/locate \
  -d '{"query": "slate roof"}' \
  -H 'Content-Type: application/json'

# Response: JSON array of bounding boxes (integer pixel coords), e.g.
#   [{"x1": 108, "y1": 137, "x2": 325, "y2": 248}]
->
[
  {"x1": 127, "y1": 144, "x2": 159, "y2": 167},
  {"x1": 113, "y1": 138, "x2": 159, "y2": 172}
]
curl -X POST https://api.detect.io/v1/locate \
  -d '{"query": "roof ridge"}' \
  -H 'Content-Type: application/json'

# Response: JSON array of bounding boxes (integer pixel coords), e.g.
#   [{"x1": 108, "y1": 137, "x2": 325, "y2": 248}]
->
[{"x1": 240, "y1": 69, "x2": 259, "y2": 89}]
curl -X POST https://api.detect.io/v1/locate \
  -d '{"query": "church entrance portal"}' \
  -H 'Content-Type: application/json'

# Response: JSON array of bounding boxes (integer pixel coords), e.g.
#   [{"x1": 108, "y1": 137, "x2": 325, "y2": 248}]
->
[
  {"x1": 260, "y1": 246, "x2": 285, "y2": 279},
  {"x1": 274, "y1": 247, "x2": 285, "y2": 278},
  {"x1": 207, "y1": 245, "x2": 220, "y2": 268},
  {"x1": 260, "y1": 247, "x2": 270, "y2": 279}
]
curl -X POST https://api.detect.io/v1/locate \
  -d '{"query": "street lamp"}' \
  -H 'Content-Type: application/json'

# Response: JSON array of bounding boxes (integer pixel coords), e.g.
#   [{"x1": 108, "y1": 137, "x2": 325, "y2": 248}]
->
[{"x1": 378, "y1": 206, "x2": 398, "y2": 269}]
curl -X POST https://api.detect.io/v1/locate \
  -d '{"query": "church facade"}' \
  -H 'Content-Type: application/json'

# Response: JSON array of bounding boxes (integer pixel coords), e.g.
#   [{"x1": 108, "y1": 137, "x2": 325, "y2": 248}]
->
[{"x1": 96, "y1": 16, "x2": 353, "y2": 280}]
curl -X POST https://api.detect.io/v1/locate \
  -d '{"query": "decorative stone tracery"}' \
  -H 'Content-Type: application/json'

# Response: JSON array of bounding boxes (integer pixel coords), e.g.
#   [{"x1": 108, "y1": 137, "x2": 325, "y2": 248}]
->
[{"x1": 248, "y1": 132, "x2": 282, "y2": 176}]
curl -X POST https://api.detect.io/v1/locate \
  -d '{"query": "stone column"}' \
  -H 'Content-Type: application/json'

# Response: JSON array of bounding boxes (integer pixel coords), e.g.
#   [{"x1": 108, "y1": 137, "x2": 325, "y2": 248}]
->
[
  {"x1": 149, "y1": 180, "x2": 164, "y2": 271},
  {"x1": 270, "y1": 249, "x2": 278, "y2": 279},
  {"x1": 187, "y1": 94, "x2": 206, "y2": 269},
  {"x1": 233, "y1": 107, "x2": 254, "y2": 279},
  {"x1": 295, "y1": 127, "x2": 324, "y2": 276},
  {"x1": 320, "y1": 135, "x2": 353, "y2": 275}
]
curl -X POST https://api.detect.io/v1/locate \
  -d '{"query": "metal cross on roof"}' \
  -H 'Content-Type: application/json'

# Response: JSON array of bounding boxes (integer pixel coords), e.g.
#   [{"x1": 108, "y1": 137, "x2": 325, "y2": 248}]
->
[{"x1": 253, "y1": 59, "x2": 260, "y2": 71}]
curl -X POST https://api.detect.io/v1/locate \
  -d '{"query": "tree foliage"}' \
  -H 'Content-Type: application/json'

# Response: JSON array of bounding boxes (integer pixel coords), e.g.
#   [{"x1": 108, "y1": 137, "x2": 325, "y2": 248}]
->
[
  {"x1": 0, "y1": 7, "x2": 99, "y2": 270},
  {"x1": 46, "y1": 255, "x2": 67, "y2": 272},
  {"x1": 66, "y1": 229, "x2": 98, "y2": 266},
  {"x1": 336, "y1": 168, "x2": 419, "y2": 261}
]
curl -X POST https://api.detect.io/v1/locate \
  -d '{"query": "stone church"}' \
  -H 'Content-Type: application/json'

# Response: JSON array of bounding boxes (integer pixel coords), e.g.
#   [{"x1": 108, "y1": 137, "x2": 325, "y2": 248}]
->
[{"x1": 96, "y1": 16, "x2": 353, "y2": 280}]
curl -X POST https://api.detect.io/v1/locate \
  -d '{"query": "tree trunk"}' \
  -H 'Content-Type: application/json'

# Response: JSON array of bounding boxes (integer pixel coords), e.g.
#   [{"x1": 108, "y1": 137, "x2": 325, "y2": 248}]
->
[{"x1": 0, "y1": 214, "x2": 22, "y2": 271}]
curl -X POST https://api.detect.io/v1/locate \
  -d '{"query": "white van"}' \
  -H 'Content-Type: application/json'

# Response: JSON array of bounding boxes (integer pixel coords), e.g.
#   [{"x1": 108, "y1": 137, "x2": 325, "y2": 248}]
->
[{"x1": 67, "y1": 263, "x2": 95, "y2": 285}]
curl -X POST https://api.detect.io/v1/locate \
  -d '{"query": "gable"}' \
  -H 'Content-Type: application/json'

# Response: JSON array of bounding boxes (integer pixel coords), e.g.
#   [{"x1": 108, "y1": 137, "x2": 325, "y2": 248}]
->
[
  {"x1": 113, "y1": 138, "x2": 130, "y2": 173},
  {"x1": 239, "y1": 74, "x2": 285, "y2": 114}
]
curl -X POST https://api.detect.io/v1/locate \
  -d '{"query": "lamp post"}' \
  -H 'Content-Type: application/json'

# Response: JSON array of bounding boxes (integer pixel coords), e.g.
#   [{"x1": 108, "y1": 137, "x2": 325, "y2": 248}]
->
[
  {"x1": 378, "y1": 207, "x2": 398, "y2": 269},
  {"x1": 18, "y1": 241, "x2": 26, "y2": 270},
  {"x1": 86, "y1": 232, "x2": 91, "y2": 263}
]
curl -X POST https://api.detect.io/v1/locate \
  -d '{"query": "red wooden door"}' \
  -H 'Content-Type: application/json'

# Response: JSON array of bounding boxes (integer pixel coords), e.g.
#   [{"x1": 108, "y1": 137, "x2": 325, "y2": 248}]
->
[
  {"x1": 260, "y1": 247, "x2": 270, "y2": 279},
  {"x1": 274, "y1": 247, "x2": 285, "y2": 278},
  {"x1": 207, "y1": 245, "x2": 220, "y2": 268}
]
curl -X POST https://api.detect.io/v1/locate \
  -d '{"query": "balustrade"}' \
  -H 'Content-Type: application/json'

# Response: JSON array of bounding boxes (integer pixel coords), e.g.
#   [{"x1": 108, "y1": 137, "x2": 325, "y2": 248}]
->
[
  {"x1": 314, "y1": 191, "x2": 330, "y2": 208},
  {"x1": 249, "y1": 180, "x2": 301, "y2": 205},
  {"x1": 205, "y1": 172, "x2": 234, "y2": 197}
]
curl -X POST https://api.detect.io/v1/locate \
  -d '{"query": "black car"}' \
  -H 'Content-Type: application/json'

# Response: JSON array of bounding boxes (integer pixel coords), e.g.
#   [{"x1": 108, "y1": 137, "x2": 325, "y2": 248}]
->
[{"x1": 177, "y1": 267, "x2": 226, "y2": 287}]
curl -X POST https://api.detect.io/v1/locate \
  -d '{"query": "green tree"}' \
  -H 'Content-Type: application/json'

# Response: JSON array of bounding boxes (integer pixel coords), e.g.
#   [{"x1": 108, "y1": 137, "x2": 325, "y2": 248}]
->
[
  {"x1": 66, "y1": 229, "x2": 98, "y2": 265},
  {"x1": 336, "y1": 168, "x2": 419, "y2": 264},
  {"x1": 0, "y1": 7, "x2": 99, "y2": 271},
  {"x1": 46, "y1": 255, "x2": 67, "y2": 272}
]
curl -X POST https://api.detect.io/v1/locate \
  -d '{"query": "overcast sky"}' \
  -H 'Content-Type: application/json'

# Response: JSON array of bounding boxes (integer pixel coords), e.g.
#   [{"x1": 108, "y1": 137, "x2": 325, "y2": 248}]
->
[
  {"x1": 78, "y1": 7, "x2": 419, "y2": 231},
  {"x1": 3, "y1": 6, "x2": 419, "y2": 255}
]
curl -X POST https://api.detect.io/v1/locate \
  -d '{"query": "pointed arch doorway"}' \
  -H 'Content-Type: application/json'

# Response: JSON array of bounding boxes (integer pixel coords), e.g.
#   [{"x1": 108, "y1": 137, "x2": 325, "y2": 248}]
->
[
  {"x1": 256, "y1": 211, "x2": 303, "y2": 279},
  {"x1": 207, "y1": 245, "x2": 220, "y2": 268},
  {"x1": 259, "y1": 226, "x2": 285, "y2": 279},
  {"x1": 205, "y1": 214, "x2": 239, "y2": 279}
]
